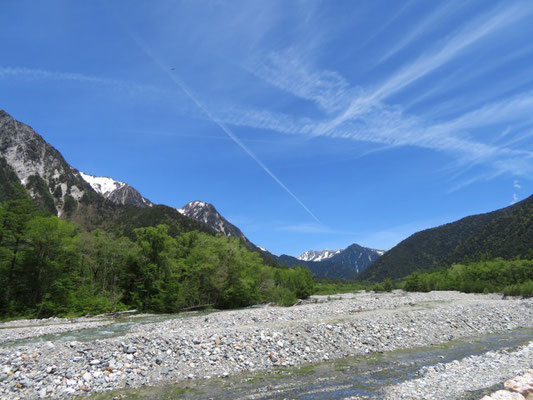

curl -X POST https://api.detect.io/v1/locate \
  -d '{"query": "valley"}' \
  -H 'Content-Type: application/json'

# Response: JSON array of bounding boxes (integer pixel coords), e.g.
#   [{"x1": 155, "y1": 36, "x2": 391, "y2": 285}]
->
[
  {"x1": 1, "y1": 107, "x2": 532, "y2": 400},
  {"x1": 3, "y1": 1, "x2": 533, "y2": 398}
]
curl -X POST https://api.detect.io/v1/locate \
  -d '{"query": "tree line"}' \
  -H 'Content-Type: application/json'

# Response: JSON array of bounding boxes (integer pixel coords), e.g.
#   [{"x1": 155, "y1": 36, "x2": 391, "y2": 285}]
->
[
  {"x1": 402, "y1": 258, "x2": 533, "y2": 297},
  {"x1": 0, "y1": 188, "x2": 313, "y2": 318}
]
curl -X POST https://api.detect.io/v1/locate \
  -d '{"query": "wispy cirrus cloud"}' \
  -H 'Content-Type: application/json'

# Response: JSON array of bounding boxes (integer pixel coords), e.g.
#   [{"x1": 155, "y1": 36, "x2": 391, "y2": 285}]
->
[
  {"x1": 321, "y1": 3, "x2": 530, "y2": 135},
  {"x1": 511, "y1": 179, "x2": 523, "y2": 204},
  {"x1": 220, "y1": 91, "x2": 533, "y2": 176},
  {"x1": 278, "y1": 222, "x2": 357, "y2": 235},
  {"x1": 248, "y1": 51, "x2": 354, "y2": 114},
  {"x1": 370, "y1": 3, "x2": 528, "y2": 102},
  {"x1": 221, "y1": 2, "x2": 533, "y2": 186},
  {"x1": 0, "y1": 66, "x2": 163, "y2": 94},
  {"x1": 376, "y1": 0, "x2": 466, "y2": 64},
  {"x1": 404, "y1": 43, "x2": 533, "y2": 115}
]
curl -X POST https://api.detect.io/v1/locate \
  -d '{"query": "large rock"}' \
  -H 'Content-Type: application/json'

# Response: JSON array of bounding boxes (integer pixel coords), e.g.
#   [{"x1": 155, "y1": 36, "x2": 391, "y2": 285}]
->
[
  {"x1": 481, "y1": 390, "x2": 525, "y2": 399},
  {"x1": 504, "y1": 370, "x2": 533, "y2": 398}
]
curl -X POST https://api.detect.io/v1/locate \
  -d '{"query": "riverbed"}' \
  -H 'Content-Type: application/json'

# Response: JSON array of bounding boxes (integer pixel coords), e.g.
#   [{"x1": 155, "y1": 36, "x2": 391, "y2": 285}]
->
[{"x1": 0, "y1": 291, "x2": 532, "y2": 399}]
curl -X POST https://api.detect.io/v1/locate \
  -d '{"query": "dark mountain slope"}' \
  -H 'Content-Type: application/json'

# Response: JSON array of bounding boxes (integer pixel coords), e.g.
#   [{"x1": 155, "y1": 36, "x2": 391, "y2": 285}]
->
[
  {"x1": 326, "y1": 244, "x2": 382, "y2": 274},
  {"x1": 279, "y1": 254, "x2": 360, "y2": 279},
  {"x1": 359, "y1": 195, "x2": 533, "y2": 281},
  {"x1": 0, "y1": 158, "x2": 23, "y2": 203}
]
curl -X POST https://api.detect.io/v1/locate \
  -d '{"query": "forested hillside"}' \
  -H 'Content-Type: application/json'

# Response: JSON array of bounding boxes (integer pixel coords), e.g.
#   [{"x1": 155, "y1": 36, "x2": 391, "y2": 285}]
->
[
  {"x1": 402, "y1": 259, "x2": 533, "y2": 297},
  {"x1": 360, "y1": 195, "x2": 533, "y2": 281},
  {"x1": 0, "y1": 170, "x2": 313, "y2": 318}
]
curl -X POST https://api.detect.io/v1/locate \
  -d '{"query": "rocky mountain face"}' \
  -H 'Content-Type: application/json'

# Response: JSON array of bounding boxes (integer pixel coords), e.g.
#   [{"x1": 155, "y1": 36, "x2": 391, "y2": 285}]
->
[
  {"x1": 0, "y1": 109, "x2": 95, "y2": 215},
  {"x1": 0, "y1": 109, "x2": 278, "y2": 264},
  {"x1": 0, "y1": 109, "x2": 154, "y2": 215},
  {"x1": 359, "y1": 194, "x2": 533, "y2": 281},
  {"x1": 279, "y1": 244, "x2": 384, "y2": 279},
  {"x1": 177, "y1": 201, "x2": 280, "y2": 266},
  {"x1": 178, "y1": 201, "x2": 246, "y2": 239},
  {"x1": 79, "y1": 172, "x2": 152, "y2": 208}
]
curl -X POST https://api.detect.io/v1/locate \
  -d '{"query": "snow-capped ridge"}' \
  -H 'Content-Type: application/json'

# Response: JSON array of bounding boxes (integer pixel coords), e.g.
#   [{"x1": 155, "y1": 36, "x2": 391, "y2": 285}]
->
[
  {"x1": 178, "y1": 200, "x2": 245, "y2": 239},
  {"x1": 298, "y1": 249, "x2": 341, "y2": 262},
  {"x1": 286, "y1": 243, "x2": 386, "y2": 279},
  {"x1": 79, "y1": 171, "x2": 152, "y2": 208},
  {"x1": 79, "y1": 172, "x2": 125, "y2": 197}
]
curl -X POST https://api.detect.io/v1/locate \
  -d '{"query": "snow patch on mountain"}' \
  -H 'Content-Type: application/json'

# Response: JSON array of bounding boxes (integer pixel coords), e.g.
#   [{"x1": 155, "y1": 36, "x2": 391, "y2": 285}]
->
[
  {"x1": 80, "y1": 172, "x2": 152, "y2": 207},
  {"x1": 298, "y1": 249, "x2": 341, "y2": 262},
  {"x1": 80, "y1": 172, "x2": 125, "y2": 197}
]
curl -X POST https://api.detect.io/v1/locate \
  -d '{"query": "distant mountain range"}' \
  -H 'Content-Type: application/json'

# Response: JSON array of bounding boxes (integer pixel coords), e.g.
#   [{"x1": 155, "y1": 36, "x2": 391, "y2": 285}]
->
[
  {"x1": 359, "y1": 195, "x2": 533, "y2": 281},
  {"x1": 4, "y1": 109, "x2": 530, "y2": 283},
  {"x1": 5, "y1": 108, "x2": 530, "y2": 283},
  {"x1": 279, "y1": 244, "x2": 384, "y2": 279}
]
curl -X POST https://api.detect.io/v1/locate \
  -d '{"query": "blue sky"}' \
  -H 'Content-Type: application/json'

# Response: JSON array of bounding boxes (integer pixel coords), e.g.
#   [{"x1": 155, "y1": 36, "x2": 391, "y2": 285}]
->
[{"x1": 1, "y1": 0, "x2": 532, "y2": 256}]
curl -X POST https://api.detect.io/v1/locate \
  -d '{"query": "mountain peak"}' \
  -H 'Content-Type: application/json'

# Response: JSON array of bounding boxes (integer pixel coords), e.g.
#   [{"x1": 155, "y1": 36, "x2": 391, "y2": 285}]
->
[
  {"x1": 79, "y1": 171, "x2": 152, "y2": 208},
  {"x1": 280, "y1": 242, "x2": 384, "y2": 279},
  {"x1": 179, "y1": 200, "x2": 215, "y2": 213},
  {"x1": 178, "y1": 200, "x2": 245, "y2": 239}
]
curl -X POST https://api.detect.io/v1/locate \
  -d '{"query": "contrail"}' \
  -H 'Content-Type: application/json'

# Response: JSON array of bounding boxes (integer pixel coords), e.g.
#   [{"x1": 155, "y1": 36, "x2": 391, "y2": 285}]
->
[{"x1": 117, "y1": 23, "x2": 321, "y2": 223}]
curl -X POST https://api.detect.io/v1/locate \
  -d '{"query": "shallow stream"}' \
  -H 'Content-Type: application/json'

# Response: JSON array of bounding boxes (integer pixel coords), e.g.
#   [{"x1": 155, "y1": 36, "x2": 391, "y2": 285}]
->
[
  {"x1": 86, "y1": 327, "x2": 533, "y2": 400},
  {"x1": 0, "y1": 313, "x2": 209, "y2": 348}
]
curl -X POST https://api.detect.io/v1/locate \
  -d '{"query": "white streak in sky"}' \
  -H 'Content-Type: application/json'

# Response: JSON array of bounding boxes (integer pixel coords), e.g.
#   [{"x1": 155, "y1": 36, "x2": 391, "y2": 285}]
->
[
  {"x1": 116, "y1": 24, "x2": 321, "y2": 223},
  {"x1": 377, "y1": 1, "x2": 464, "y2": 64},
  {"x1": 249, "y1": 50, "x2": 353, "y2": 114},
  {"x1": 234, "y1": 1, "x2": 533, "y2": 185},
  {"x1": 371, "y1": 4, "x2": 527, "y2": 102},
  {"x1": 0, "y1": 66, "x2": 160, "y2": 94},
  {"x1": 304, "y1": 4, "x2": 530, "y2": 138}
]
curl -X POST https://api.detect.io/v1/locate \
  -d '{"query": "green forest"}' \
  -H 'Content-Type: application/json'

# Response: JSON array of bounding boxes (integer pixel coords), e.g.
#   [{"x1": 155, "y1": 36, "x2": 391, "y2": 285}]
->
[
  {"x1": 402, "y1": 258, "x2": 533, "y2": 297},
  {"x1": 0, "y1": 186, "x2": 314, "y2": 319}
]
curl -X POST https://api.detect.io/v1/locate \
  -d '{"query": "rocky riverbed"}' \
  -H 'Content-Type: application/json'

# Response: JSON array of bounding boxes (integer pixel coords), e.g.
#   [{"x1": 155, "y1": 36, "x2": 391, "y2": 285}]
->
[
  {"x1": 0, "y1": 317, "x2": 113, "y2": 343},
  {"x1": 384, "y1": 340, "x2": 533, "y2": 399},
  {"x1": 0, "y1": 291, "x2": 532, "y2": 399}
]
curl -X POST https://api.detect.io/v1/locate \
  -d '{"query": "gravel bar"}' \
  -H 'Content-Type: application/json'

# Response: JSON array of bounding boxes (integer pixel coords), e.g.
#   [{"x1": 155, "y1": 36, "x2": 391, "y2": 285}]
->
[
  {"x1": 0, "y1": 291, "x2": 532, "y2": 399},
  {"x1": 0, "y1": 321, "x2": 113, "y2": 343},
  {"x1": 384, "y1": 341, "x2": 533, "y2": 399}
]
